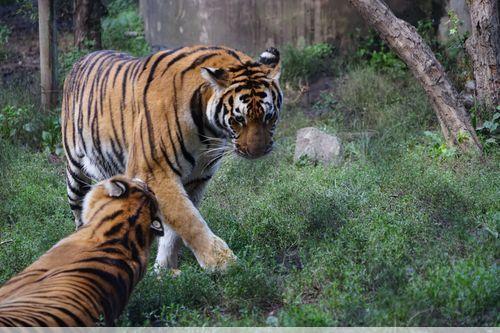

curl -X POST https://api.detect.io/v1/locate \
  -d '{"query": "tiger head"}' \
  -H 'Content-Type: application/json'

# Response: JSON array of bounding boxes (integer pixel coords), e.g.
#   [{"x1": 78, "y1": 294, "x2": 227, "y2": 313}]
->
[
  {"x1": 81, "y1": 175, "x2": 164, "y2": 243},
  {"x1": 202, "y1": 47, "x2": 283, "y2": 159}
]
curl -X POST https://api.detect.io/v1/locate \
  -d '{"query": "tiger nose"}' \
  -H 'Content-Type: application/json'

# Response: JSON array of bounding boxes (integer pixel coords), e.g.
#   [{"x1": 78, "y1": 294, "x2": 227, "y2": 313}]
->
[
  {"x1": 247, "y1": 142, "x2": 267, "y2": 157},
  {"x1": 245, "y1": 122, "x2": 271, "y2": 158}
]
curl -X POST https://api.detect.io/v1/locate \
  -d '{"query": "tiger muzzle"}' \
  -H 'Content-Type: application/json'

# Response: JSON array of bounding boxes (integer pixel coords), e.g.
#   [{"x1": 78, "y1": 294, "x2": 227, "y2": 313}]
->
[{"x1": 239, "y1": 121, "x2": 273, "y2": 159}]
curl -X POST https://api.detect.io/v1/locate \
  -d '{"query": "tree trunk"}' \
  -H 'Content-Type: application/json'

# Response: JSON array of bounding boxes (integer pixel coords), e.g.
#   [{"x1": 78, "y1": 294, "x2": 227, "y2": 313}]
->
[
  {"x1": 38, "y1": 0, "x2": 58, "y2": 111},
  {"x1": 348, "y1": 0, "x2": 482, "y2": 153},
  {"x1": 74, "y1": 0, "x2": 105, "y2": 49},
  {"x1": 465, "y1": 0, "x2": 500, "y2": 109}
]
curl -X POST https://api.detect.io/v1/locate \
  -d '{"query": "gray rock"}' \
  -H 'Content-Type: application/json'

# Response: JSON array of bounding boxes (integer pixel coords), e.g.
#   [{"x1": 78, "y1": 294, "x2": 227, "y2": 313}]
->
[
  {"x1": 465, "y1": 80, "x2": 476, "y2": 93},
  {"x1": 294, "y1": 127, "x2": 343, "y2": 166}
]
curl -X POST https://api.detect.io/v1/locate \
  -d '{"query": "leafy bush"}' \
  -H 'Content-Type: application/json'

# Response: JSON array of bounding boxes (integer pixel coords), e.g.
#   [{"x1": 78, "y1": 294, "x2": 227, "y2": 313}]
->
[
  {"x1": 58, "y1": 42, "x2": 92, "y2": 81},
  {"x1": 0, "y1": 105, "x2": 38, "y2": 146},
  {"x1": 422, "y1": 131, "x2": 457, "y2": 159},
  {"x1": 40, "y1": 113, "x2": 63, "y2": 155},
  {"x1": 0, "y1": 105, "x2": 62, "y2": 154},
  {"x1": 101, "y1": 0, "x2": 150, "y2": 56},
  {"x1": 354, "y1": 30, "x2": 406, "y2": 75},
  {"x1": 476, "y1": 109, "x2": 500, "y2": 151},
  {"x1": 366, "y1": 47, "x2": 405, "y2": 74},
  {"x1": 281, "y1": 43, "x2": 335, "y2": 87}
]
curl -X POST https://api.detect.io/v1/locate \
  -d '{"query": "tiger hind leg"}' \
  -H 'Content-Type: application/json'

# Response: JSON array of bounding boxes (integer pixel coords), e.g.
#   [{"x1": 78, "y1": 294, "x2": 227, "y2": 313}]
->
[
  {"x1": 65, "y1": 163, "x2": 92, "y2": 228},
  {"x1": 154, "y1": 226, "x2": 183, "y2": 272}
]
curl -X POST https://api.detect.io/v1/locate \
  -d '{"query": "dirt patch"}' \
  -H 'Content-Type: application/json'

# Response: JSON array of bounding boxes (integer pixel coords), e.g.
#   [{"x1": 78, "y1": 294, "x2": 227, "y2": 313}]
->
[{"x1": 1, "y1": 2, "x2": 74, "y2": 84}]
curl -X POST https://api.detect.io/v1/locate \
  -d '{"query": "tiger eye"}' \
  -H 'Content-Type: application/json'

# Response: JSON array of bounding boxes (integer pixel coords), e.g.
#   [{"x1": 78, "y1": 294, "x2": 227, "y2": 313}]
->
[{"x1": 234, "y1": 115, "x2": 245, "y2": 123}]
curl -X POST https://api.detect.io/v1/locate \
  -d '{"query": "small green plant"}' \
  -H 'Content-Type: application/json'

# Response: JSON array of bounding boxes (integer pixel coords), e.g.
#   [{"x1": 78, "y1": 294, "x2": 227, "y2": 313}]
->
[
  {"x1": 0, "y1": 105, "x2": 62, "y2": 154},
  {"x1": 294, "y1": 154, "x2": 316, "y2": 167},
  {"x1": 447, "y1": 10, "x2": 461, "y2": 37},
  {"x1": 416, "y1": 19, "x2": 437, "y2": 48},
  {"x1": 367, "y1": 47, "x2": 405, "y2": 73},
  {"x1": 41, "y1": 113, "x2": 63, "y2": 156},
  {"x1": 281, "y1": 43, "x2": 335, "y2": 87},
  {"x1": 476, "y1": 109, "x2": 500, "y2": 149},
  {"x1": 438, "y1": 10, "x2": 471, "y2": 87},
  {"x1": 311, "y1": 92, "x2": 339, "y2": 117},
  {"x1": 354, "y1": 30, "x2": 405, "y2": 76},
  {"x1": 423, "y1": 130, "x2": 457, "y2": 159},
  {"x1": 0, "y1": 105, "x2": 37, "y2": 145}
]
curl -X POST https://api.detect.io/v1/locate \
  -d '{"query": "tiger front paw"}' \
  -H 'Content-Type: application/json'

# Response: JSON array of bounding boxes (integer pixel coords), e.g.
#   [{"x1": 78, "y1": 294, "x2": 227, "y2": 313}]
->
[{"x1": 192, "y1": 234, "x2": 237, "y2": 271}]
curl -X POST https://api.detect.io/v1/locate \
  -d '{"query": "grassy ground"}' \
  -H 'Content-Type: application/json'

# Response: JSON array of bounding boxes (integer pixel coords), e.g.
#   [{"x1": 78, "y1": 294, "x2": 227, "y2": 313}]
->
[{"x1": 0, "y1": 66, "x2": 498, "y2": 326}]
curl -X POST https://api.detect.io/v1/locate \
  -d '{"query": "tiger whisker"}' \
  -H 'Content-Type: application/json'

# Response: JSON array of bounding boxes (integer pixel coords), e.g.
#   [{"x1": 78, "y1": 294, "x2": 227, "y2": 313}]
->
[
  {"x1": 201, "y1": 147, "x2": 236, "y2": 174},
  {"x1": 199, "y1": 144, "x2": 232, "y2": 159}
]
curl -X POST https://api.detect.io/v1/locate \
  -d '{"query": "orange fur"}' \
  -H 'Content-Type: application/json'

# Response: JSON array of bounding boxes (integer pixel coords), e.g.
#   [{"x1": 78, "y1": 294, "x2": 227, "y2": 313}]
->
[{"x1": 0, "y1": 176, "x2": 163, "y2": 326}]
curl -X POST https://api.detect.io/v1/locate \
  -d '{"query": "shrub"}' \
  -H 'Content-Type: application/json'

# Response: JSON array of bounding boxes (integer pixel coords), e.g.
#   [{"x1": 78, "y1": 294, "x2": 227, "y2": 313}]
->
[
  {"x1": 475, "y1": 109, "x2": 500, "y2": 151},
  {"x1": 0, "y1": 105, "x2": 38, "y2": 146},
  {"x1": 58, "y1": 42, "x2": 93, "y2": 82},
  {"x1": 40, "y1": 112, "x2": 63, "y2": 155},
  {"x1": 101, "y1": 0, "x2": 150, "y2": 56},
  {"x1": 281, "y1": 43, "x2": 335, "y2": 87},
  {"x1": 354, "y1": 30, "x2": 406, "y2": 76},
  {"x1": 0, "y1": 105, "x2": 62, "y2": 154}
]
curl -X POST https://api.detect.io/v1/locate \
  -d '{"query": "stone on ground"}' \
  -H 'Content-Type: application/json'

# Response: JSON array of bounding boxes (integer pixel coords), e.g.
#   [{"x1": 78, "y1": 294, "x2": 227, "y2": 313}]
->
[{"x1": 294, "y1": 127, "x2": 343, "y2": 166}]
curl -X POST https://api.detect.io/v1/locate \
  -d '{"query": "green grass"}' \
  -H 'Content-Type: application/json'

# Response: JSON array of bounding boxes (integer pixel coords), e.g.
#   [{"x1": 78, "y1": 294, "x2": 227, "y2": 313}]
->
[{"x1": 0, "y1": 67, "x2": 498, "y2": 326}]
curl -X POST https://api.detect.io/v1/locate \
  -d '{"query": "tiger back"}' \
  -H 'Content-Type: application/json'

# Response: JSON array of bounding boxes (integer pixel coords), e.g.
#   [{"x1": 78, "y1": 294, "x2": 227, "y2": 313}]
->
[{"x1": 0, "y1": 176, "x2": 164, "y2": 326}]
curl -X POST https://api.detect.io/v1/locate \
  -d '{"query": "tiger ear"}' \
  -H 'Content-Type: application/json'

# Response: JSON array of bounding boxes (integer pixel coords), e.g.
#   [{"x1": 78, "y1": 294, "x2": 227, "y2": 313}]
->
[
  {"x1": 103, "y1": 178, "x2": 129, "y2": 198},
  {"x1": 201, "y1": 67, "x2": 230, "y2": 91},
  {"x1": 258, "y1": 47, "x2": 281, "y2": 81},
  {"x1": 150, "y1": 219, "x2": 164, "y2": 237}
]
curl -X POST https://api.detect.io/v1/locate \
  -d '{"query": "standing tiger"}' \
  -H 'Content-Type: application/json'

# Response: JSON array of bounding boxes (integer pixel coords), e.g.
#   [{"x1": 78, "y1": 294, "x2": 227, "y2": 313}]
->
[
  {"x1": 0, "y1": 176, "x2": 164, "y2": 326},
  {"x1": 61, "y1": 45, "x2": 283, "y2": 270}
]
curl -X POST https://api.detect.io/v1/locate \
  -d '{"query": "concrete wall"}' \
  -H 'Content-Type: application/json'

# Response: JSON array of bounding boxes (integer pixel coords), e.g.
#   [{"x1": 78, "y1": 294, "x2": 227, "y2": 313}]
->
[{"x1": 139, "y1": 0, "x2": 467, "y2": 55}]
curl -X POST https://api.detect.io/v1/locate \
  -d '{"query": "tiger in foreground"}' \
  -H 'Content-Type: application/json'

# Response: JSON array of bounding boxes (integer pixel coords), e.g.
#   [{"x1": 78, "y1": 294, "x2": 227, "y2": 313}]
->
[
  {"x1": 0, "y1": 176, "x2": 164, "y2": 326},
  {"x1": 61, "y1": 45, "x2": 283, "y2": 271}
]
